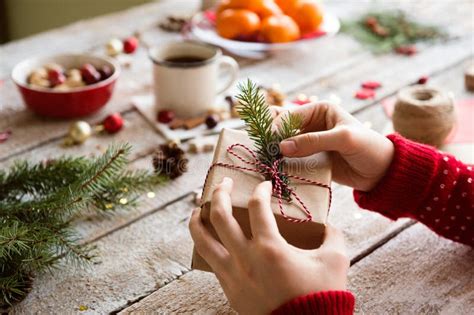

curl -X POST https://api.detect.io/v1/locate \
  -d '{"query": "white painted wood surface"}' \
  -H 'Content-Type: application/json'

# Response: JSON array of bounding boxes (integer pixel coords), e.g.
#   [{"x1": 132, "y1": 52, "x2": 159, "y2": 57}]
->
[{"x1": 0, "y1": 0, "x2": 472, "y2": 313}]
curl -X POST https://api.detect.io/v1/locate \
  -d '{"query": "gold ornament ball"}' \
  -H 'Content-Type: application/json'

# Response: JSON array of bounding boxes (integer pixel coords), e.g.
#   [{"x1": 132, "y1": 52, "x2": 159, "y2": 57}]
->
[{"x1": 69, "y1": 121, "x2": 92, "y2": 144}]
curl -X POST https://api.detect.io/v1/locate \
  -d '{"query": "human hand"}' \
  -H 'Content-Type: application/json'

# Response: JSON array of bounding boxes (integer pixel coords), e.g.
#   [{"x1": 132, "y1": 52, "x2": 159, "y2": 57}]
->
[
  {"x1": 273, "y1": 102, "x2": 394, "y2": 191},
  {"x1": 189, "y1": 177, "x2": 349, "y2": 315}
]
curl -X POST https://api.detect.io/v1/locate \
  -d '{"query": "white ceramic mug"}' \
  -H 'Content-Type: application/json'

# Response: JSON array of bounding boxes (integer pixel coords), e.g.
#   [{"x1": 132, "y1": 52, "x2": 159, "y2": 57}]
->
[{"x1": 149, "y1": 41, "x2": 239, "y2": 118}]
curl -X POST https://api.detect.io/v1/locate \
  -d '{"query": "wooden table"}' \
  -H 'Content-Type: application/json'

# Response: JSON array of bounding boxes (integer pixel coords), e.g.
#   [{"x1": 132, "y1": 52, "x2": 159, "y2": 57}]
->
[{"x1": 1, "y1": 0, "x2": 473, "y2": 313}]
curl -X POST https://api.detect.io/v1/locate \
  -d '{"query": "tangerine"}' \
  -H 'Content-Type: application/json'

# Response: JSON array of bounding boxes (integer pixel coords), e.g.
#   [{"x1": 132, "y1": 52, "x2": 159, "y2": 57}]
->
[
  {"x1": 260, "y1": 15, "x2": 300, "y2": 43},
  {"x1": 216, "y1": 9, "x2": 261, "y2": 39},
  {"x1": 289, "y1": 0, "x2": 324, "y2": 35},
  {"x1": 226, "y1": 0, "x2": 266, "y2": 11},
  {"x1": 274, "y1": 0, "x2": 299, "y2": 14},
  {"x1": 256, "y1": 0, "x2": 283, "y2": 19}
]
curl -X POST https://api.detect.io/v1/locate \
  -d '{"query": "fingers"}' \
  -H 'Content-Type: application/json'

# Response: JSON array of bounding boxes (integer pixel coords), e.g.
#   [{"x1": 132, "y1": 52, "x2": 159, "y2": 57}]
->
[
  {"x1": 318, "y1": 224, "x2": 347, "y2": 255},
  {"x1": 279, "y1": 126, "x2": 352, "y2": 157},
  {"x1": 247, "y1": 181, "x2": 280, "y2": 240},
  {"x1": 273, "y1": 102, "x2": 332, "y2": 132},
  {"x1": 189, "y1": 207, "x2": 230, "y2": 272},
  {"x1": 210, "y1": 177, "x2": 248, "y2": 254}
]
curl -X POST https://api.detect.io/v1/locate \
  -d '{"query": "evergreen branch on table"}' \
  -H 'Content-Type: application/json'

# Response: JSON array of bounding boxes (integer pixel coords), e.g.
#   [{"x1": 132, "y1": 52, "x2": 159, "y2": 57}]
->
[
  {"x1": 0, "y1": 143, "x2": 166, "y2": 308},
  {"x1": 341, "y1": 10, "x2": 447, "y2": 53}
]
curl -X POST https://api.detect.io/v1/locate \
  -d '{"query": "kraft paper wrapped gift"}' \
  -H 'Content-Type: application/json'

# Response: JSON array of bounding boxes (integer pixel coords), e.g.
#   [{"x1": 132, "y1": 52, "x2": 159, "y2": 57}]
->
[{"x1": 192, "y1": 128, "x2": 332, "y2": 272}]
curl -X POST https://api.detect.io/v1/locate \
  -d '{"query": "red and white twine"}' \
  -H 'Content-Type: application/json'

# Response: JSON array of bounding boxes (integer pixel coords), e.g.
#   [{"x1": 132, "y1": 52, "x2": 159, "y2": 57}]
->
[{"x1": 202, "y1": 143, "x2": 332, "y2": 223}]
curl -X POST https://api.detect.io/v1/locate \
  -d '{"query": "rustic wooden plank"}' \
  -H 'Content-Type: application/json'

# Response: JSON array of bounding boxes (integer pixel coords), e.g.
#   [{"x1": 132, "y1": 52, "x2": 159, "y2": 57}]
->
[
  {"x1": 120, "y1": 270, "x2": 234, "y2": 315},
  {"x1": 348, "y1": 223, "x2": 474, "y2": 314}
]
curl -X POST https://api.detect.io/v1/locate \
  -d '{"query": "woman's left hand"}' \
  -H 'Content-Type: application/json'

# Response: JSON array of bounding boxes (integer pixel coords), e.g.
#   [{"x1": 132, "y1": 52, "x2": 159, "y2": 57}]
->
[{"x1": 189, "y1": 177, "x2": 350, "y2": 315}]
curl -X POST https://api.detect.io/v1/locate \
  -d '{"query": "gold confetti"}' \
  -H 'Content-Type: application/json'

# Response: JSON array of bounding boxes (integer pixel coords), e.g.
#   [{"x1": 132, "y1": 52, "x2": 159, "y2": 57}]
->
[
  {"x1": 121, "y1": 187, "x2": 128, "y2": 192},
  {"x1": 147, "y1": 191, "x2": 156, "y2": 198},
  {"x1": 78, "y1": 305, "x2": 89, "y2": 311},
  {"x1": 119, "y1": 198, "x2": 128, "y2": 205},
  {"x1": 105, "y1": 203, "x2": 114, "y2": 209}
]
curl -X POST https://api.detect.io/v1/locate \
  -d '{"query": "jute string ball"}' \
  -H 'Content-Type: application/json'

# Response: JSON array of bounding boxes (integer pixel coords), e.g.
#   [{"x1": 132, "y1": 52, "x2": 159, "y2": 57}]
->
[{"x1": 392, "y1": 85, "x2": 456, "y2": 148}]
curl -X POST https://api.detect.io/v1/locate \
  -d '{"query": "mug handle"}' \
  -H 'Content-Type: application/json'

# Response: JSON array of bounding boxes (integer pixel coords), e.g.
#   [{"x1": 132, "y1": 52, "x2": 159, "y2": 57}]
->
[{"x1": 216, "y1": 56, "x2": 239, "y2": 95}]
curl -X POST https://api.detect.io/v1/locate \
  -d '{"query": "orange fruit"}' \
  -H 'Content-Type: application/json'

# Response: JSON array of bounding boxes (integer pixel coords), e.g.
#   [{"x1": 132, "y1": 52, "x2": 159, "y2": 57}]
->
[
  {"x1": 274, "y1": 0, "x2": 299, "y2": 14},
  {"x1": 216, "y1": 9, "x2": 261, "y2": 39},
  {"x1": 256, "y1": 0, "x2": 283, "y2": 19},
  {"x1": 216, "y1": 0, "x2": 233, "y2": 14},
  {"x1": 226, "y1": 0, "x2": 265, "y2": 10},
  {"x1": 289, "y1": 0, "x2": 324, "y2": 35},
  {"x1": 260, "y1": 15, "x2": 300, "y2": 43}
]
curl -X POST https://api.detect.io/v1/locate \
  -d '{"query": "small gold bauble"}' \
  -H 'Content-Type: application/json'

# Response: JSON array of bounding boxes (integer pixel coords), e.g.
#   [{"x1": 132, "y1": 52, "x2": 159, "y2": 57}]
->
[{"x1": 69, "y1": 121, "x2": 92, "y2": 144}]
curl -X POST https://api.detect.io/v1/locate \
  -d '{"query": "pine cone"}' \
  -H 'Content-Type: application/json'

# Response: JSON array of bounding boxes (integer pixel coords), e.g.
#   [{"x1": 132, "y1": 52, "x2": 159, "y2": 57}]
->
[{"x1": 152, "y1": 143, "x2": 188, "y2": 179}]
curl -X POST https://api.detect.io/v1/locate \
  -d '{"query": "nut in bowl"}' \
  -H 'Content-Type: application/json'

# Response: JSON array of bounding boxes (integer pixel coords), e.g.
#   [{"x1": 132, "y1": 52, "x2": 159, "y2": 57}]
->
[{"x1": 11, "y1": 54, "x2": 120, "y2": 118}]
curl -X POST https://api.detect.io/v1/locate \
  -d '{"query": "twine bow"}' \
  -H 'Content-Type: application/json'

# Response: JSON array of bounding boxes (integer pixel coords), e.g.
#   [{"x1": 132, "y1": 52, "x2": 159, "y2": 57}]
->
[{"x1": 203, "y1": 143, "x2": 332, "y2": 223}]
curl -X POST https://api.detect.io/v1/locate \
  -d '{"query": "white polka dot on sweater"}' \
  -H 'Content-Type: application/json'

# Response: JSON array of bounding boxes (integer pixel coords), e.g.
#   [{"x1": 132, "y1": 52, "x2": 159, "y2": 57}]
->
[
  {"x1": 445, "y1": 226, "x2": 450, "y2": 230},
  {"x1": 455, "y1": 236, "x2": 460, "y2": 240},
  {"x1": 461, "y1": 226, "x2": 466, "y2": 230},
  {"x1": 450, "y1": 216, "x2": 456, "y2": 220},
  {"x1": 456, "y1": 205, "x2": 460, "y2": 209},
  {"x1": 468, "y1": 178, "x2": 472, "y2": 183},
  {"x1": 467, "y1": 166, "x2": 472, "y2": 171},
  {"x1": 456, "y1": 167, "x2": 460, "y2": 172},
  {"x1": 443, "y1": 170, "x2": 449, "y2": 175},
  {"x1": 442, "y1": 207, "x2": 446, "y2": 211},
  {"x1": 444, "y1": 156, "x2": 449, "y2": 162},
  {"x1": 435, "y1": 219, "x2": 440, "y2": 223},
  {"x1": 420, "y1": 214, "x2": 425, "y2": 219},
  {"x1": 426, "y1": 206, "x2": 432, "y2": 211},
  {"x1": 440, "y1": 184, "x2": 445, "y2": 189},
  {"x1": 453, "y1": 181, "x2": 457, "y2": 185},
  {"x1": 467, "y1": 217, "x2": 472, "y2": 220},
  {"x1": 462, "y1": 192, "x2": 467, "y2": 197},
  {"x1": 448, "y1": 194, "x2": 452, "y2": 199},
  {"x1": 433, "y1": 197, "x2": 439, "y2": 201}
]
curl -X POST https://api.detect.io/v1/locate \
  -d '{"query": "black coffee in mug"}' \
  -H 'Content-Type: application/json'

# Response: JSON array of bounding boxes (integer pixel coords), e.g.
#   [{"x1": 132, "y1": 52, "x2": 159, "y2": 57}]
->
[{"x1": 165, "y1": 55, "x2": 207, "y2": 63}]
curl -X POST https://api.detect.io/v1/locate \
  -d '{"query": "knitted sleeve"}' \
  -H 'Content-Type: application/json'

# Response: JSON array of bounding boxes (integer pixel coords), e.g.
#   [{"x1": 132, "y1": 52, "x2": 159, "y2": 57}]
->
[
  {"x1": 271, "y1": 291, "x2": 355, "y2": 315},
  {"x1": 354, "y1": 134, "x2": 473, "y2": 246}
]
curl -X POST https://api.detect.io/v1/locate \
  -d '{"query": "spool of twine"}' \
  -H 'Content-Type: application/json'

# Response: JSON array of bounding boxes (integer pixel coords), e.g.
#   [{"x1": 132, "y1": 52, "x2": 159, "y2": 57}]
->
[{"x1": 392, "y1": 85, "x2": 456, "y2": 147}]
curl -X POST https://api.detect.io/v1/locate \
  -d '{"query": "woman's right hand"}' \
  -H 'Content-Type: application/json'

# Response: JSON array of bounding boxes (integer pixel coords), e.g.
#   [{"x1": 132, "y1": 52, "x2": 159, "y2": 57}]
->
[{"x1": 273, "y1": 102, "x2": 395, "y2": 192}]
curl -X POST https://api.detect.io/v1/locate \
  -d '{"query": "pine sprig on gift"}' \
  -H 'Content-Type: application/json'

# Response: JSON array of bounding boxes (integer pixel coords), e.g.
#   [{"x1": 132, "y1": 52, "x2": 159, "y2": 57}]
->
[
  {"x1": 0, "y1": 143, "x2": 166, "y2": 308},
  {"x1": 236, "y1": 79, "x2": 302, "y2": 197}
]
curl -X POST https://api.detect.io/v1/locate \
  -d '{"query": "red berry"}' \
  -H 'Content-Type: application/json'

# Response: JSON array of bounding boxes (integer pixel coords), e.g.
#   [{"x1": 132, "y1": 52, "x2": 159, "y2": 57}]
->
[
  {"x1": 417, "y1": 76, "x2": 429, "y2": 84},
  {"x1": 47, "y1": 69, "x2": 66, "y2": 87},
  {"x1": 103, "y1": 113, "x2": 124, "y2": 133},
  {"x1": 81, "y1": 63, "x2": 101, "y2": 85},
  {"x1": 361, "y1": 81, "x2": 381, "y2": 89},
  {"x1": 395, "y1": 45, "x2": 418, "y2": 56},
  {"x1": 365, "y1": 17, "x2": 378, "y2": 28},
  {"x1": 157, "y1": 110, "x2": 175, "y2": 123},
  {"x1": 355, "y1": 89, "x2": 376, "y2": 100},
  {"x1": 98, "y1": 65, "x2": 113, "y2": 80},
  {"x1": 123, "y1": 37, "x2": 138, "y2": 54},
  {"x1": 205, "y1": 115, "x2": 219, "y2": 129}
]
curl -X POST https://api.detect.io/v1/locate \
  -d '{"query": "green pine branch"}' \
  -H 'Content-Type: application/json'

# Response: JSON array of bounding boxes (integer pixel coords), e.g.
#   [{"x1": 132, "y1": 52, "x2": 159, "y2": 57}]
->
[
  {"x1": 236, "y1": 79, "x2": 302, "y2": 198},
  {"x1": 341, "y1": 10, "x2": 447, "y2": 53},
  {"x1": 0, "y1": 143, "x2": 166, "y2": 308}
]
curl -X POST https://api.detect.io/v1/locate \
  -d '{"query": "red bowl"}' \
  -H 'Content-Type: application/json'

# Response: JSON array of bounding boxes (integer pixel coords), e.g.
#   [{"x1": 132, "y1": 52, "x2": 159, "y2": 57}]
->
[{"x1": 12, "y1": 54, "x2": 120, "y2": 118}]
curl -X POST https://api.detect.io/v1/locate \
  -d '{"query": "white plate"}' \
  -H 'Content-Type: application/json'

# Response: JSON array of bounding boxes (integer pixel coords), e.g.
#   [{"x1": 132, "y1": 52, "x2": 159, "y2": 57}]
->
[{"x1": 190, "y1": 10, "x2": 340, "y2": 52}]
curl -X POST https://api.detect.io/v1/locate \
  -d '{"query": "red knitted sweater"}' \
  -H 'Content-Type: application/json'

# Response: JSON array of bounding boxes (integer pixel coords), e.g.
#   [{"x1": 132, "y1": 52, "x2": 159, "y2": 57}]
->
[{"x1": 272, "y1": 134, "x2": 473, "y2": 315}]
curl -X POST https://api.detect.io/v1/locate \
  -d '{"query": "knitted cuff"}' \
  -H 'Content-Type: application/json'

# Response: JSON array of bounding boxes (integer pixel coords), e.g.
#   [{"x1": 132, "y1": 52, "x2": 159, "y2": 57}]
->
[
  {"x1": 354, "y1": 133, "x2": 440, "y2": 219},
  {"x1": 271, "y1": 291, "x2": 355, "y2": 315}
]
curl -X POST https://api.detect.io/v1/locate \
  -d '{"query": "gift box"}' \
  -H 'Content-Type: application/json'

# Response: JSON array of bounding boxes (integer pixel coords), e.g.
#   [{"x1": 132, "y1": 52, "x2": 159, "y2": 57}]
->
[{"x1": 192, "y1": 128, "x2": 332, "y2": 272}]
